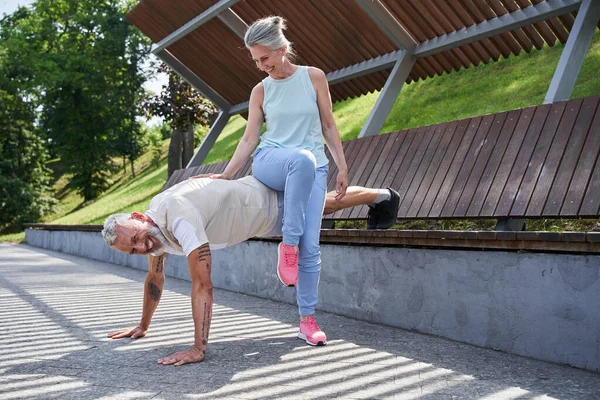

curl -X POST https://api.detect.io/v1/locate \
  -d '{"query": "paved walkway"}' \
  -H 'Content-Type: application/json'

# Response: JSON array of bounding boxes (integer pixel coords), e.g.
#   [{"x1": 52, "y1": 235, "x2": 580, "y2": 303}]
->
[{"x1": 0, "y1": 243, "x2": 598, "y2": 400}]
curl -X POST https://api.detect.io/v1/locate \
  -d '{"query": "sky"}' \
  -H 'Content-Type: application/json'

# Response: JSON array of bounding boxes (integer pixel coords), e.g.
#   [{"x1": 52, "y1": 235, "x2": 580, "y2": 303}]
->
[{"x1": 0, "y1": 0, "x2": 33, "y2": 16}]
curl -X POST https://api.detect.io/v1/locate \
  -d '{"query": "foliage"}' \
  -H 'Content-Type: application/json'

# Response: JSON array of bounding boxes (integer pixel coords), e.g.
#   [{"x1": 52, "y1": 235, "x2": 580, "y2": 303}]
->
[
  {"x1": 143, "y1": 124, "x2": 165, "y2": 168},
  {"x1": 143, "y1": 64, "x2": 218, "y2": 130},
  {"x1": 143, "y1": 64, "x2": 218, "y2": 177},
  {"x1": 1, "y1": 0, "x2": 152, "y2": 200},
  {"x1": 0, "y1": 52, "x2": 56, "y2": 229}
]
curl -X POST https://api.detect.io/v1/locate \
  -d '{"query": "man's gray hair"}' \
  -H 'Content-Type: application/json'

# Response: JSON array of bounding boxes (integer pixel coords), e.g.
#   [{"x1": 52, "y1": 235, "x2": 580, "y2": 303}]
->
[
  {"x1": 244, "y1": 15, "x2": 296, "y2": 60},
  {"x1": 102, "y1": 213, "x2": 132, "y2": 246}
]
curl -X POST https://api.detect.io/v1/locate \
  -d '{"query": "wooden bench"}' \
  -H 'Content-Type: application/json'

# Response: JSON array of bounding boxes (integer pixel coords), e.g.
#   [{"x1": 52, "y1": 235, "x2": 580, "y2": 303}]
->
[{"x1": 165, "y1": 95, "x2": 600, "y2": 227}]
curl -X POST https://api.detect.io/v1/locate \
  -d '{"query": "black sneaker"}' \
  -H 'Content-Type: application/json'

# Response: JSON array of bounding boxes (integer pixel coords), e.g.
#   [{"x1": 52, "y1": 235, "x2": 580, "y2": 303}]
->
[
  {"x1": 376, "y1": 188, "x2": 400, "y2": 229},
  {"x1": 366, "y1": 205, "x2": 379, "y2": 230}
]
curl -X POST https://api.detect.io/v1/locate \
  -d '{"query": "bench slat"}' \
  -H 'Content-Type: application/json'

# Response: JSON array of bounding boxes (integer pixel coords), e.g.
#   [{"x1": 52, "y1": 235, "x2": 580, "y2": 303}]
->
[
  {"x1": 467, "y1": 109, "x2": 521, "y2": 217},
  {"x1": 417, "y1": 119, "x2": 469, "y2": 217},
  {"x1": 349, "y1": 133, "x2": 389, "y2": 219},
  {"x1": 388, "y1": 125, "x2": 429, "y2": 199},
  {"x1": 562, "y1": 97, "x2": 600, "y2": 216},
  {"x1": 166, "y1": 96, "x2": 600, "y2": 221},
  {"x1": 407, "y1": 121, "x2": 458, "y2": 218},
  {"x1": 525, "y1": 98, "x2": 583, "y2": 216},
  {"x1": 441, "y1": 114, "x2": 495, "y2": 217},
  {"x1": 353, "y1": 130, "x2": 399, "y2": 218},
  {"x1": 338, "y1": 135, "x2": 377, "y2": 219},
  {"x1": 545, "y1": 96, "x2": 599, "y2": 216},
  {"x1": 342, "y1": 134, "x2": 382, "y2": 219},
  {"x1": 494, "y1": 103, "x2": 550, "y2": 217},
  {"x1": 481, "y1": 107, "x2": 534, "y2": 215},
  {"x1": 429, "y1": 117, "x2": 483, "y2": 218},
  {"x1": 399, "y1": 122, "x2": 447, "y2": 217},
  {"x1": 510, "y1": 102, "x2": 564, "y2": 216},
  {"x1": 455, "y1": 112, "x2": 509, "y2": 217}
]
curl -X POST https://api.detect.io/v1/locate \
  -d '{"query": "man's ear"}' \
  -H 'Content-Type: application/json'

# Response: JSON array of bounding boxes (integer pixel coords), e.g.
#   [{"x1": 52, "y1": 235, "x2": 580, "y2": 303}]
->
[{"x1": 131, "y1": 212, "x2": 146, "y2": 221}]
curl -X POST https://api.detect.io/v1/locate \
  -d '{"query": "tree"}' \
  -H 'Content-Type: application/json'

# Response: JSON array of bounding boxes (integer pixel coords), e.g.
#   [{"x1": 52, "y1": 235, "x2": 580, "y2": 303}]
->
[
  {"x1": 0, "y1": 48, "x2": 55, "y2": 229},
  {"x1": 1, "y1": 0, "x2": 152, "y2": 200},
  {"x1": 144, "y1": 64, "x2": 218, "y2": 178}
]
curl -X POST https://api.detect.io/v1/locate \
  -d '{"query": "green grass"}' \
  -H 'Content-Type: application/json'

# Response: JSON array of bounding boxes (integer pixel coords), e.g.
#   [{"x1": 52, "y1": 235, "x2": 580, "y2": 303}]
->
[{"x1": 1, "y1": 31, "x2": 599, "y2": 241}]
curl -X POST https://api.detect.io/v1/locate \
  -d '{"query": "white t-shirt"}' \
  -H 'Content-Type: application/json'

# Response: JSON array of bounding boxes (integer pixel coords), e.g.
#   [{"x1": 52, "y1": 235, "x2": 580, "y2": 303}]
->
[{"x1": 145, "y1": 176, "x2": 279, "y2": 256}]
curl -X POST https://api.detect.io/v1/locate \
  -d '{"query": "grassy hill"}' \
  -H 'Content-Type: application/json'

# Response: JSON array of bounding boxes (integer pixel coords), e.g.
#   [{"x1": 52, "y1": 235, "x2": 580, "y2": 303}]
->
[{"x1": 2, "y1": 31, "x2": 599, "y2": 241}]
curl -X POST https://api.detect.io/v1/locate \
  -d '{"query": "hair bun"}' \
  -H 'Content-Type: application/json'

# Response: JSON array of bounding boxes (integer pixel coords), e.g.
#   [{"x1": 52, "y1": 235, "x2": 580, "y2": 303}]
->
[{"x1": 271, "y1": 16, "x2": 287, "y2": 30}]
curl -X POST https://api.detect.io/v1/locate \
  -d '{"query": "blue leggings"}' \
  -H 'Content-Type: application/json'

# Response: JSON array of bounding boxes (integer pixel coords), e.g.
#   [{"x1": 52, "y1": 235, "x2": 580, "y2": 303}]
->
[{"x1": 253, "y1": 147, "x2": 328, "y2": 316}]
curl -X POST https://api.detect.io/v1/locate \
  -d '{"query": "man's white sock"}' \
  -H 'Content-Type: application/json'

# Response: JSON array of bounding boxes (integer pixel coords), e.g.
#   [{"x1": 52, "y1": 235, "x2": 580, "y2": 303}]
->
[{"x1": 371, "y1": 189, "x2": 391, "y2": 205}]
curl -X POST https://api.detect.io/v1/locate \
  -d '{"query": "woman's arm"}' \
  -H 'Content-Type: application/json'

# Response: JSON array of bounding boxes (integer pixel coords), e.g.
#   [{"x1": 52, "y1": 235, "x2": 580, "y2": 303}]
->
[
  {"x1": 218, "y1": 83, "x2": 265, "y2": 179},
  {"x1": 309, "y1": 67, "x2": 348, "y2": 200}
]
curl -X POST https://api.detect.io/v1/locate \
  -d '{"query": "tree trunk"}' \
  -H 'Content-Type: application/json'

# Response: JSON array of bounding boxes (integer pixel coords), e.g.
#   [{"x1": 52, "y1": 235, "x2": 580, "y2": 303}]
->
[
  {"x1": 130, "y1": 157, "x2": 136, "y2": 178},
  {"x1": 182, "y1": 123, "x2": 195, "y2": 168},
  {"x1": 168, "y1": 127, "x2": 183, "y2": 179}
]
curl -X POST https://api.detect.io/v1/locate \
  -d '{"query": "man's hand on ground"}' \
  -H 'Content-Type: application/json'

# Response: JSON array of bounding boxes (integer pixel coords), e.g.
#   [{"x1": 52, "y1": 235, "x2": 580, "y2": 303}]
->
[
  {"x1": 107, "y1": 325, "x2": 147, "y2": 339},
  {"x1": 157, "y1": 347, "x2": 205, "y2": 366}
]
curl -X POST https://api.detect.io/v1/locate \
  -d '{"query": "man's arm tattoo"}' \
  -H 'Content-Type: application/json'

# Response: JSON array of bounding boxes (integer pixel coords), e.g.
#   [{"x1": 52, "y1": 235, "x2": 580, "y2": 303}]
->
[
  {"x1": 201, "y1": 302, "x2": 207, "y2": 338},
  {"x1": 197, "y1": 243, "x2": 211, "y2": 270},
  {"x1": 155, "y1": 255, "x2": 165, "y2": 273},
  {"x1": 148, "y1": 282, "x2": 161, "y2": 301}
]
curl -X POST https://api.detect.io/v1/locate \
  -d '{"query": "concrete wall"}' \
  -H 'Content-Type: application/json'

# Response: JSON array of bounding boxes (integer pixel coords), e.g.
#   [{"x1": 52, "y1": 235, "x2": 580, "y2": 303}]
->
[{"x1": 26, "y1": 229, "x2": 600, "y2": 372}]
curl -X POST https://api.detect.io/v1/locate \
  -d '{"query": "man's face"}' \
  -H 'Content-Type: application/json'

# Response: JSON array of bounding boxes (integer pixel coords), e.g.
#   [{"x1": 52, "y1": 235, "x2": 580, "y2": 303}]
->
[{"x1": 112, "y1": 219, "x2": 165, "y2": 256}]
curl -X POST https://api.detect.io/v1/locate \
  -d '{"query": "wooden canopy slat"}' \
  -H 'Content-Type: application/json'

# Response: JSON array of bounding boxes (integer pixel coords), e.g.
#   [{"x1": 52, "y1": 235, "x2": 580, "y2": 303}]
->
[{"x1": 127, "y1": 0, "x2": 593, "y2": 106}]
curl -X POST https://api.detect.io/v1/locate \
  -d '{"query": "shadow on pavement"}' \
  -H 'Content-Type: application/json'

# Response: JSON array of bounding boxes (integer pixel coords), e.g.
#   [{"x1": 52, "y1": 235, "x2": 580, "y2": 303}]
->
[{"x1": 0, "y1": 243, "x2": 598, "y2": 400}]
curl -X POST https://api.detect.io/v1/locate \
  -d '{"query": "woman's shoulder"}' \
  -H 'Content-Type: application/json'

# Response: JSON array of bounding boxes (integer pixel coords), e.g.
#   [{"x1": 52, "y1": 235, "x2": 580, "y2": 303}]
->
[
  {"x1": 251, "y1": 82, "x2": 265, "y2": 96},
  {"x1": 306, "y1": 66, "x2": 326, "y2": 79},
  {"x1": 306, "y1": 66, "x2": 327, "y2": 89}
]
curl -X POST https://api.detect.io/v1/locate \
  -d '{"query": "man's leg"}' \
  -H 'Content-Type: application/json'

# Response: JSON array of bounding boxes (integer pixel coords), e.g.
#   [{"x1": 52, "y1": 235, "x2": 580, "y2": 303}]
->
[
  {"x1": 323, "y1": 186, "x2": 400, "y2": 229},
  {"x1": 323, "y1": 186, "x2": 388, "y2": 214}
]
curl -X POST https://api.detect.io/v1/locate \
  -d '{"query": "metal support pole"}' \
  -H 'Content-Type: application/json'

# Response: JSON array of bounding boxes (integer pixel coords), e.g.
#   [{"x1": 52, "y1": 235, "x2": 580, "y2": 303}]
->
[
  {"x1": 358, "y1": 51, "x2": 415, "y2": 138},
  {"x1": 187, "y1": 111, "x2": 231, "y2": 167},
  {"x1": 544, "y1": 0, "x2": 600, "y2": 104}
]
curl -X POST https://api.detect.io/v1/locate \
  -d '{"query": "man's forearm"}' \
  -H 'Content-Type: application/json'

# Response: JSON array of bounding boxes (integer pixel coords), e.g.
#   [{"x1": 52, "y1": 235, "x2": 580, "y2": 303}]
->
[
  {"x1": 191, "y1": 286, "x2": 213, "y2": 356},
  {"x1": 187, "y1": 243, "x2": 213, "y2": 357},
  {"x1": 140, "y1": 254, "x2": 166, "y2": 329}
]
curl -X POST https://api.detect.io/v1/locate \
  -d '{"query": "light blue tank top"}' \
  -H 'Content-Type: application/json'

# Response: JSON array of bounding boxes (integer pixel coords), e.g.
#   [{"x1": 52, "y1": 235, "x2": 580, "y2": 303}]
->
[{"x1": 258, "y1": 66, "x2": 329, "y2": 167}]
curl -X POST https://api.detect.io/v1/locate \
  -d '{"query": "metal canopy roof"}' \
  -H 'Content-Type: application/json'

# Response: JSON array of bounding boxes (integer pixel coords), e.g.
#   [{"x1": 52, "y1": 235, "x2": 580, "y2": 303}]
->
[{"x1": 126, "y1": 0, "x2": 595, "y2": 109}]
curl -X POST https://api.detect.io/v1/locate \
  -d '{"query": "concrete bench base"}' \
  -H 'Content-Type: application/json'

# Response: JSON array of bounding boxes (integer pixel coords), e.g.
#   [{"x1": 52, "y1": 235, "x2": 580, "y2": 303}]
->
[{"x1": 25, "y1": 228, "x2": 600, "y2": 372}]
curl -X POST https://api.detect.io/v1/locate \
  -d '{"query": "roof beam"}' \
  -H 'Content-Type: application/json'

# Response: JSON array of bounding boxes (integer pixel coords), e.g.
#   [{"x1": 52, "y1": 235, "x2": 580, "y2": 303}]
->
[
  {"x1": 155, "y1": 48, "x2": 231, "y2": 111},
  {"x1": 218, "y1": 8, "x2": 248, "y2": 39},
  {"x1": 414, "y1": 0, "x2": 582, "y2": 58},
  {"x1": 152, "y1": 0, "x2": 241, "y2": 54},
  {"x1": 359, "y1": 52, "x2": 415, "y2": 138},
  {"x1": 228, "y1": 0, "x2": 584, "y2": 116},
  {"x1": 355, "y1": 0, "x2": 416, "y2": 50},
  {"x1": 187, "y1": 111, "x2": 231, "y2": 167},
  {"x1": 544, "y1": 0, "x2": 600, "y2": 103}
]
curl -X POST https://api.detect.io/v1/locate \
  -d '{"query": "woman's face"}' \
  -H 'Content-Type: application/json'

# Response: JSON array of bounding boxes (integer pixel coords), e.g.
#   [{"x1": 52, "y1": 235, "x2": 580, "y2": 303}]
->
[{"x1": 249, "y1": 44, "x2": 286, "y2": 77}]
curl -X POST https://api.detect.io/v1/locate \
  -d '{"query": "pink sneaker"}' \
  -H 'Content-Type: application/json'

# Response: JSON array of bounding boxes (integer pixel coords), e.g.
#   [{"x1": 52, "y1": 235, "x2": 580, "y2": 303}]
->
[
  {"x1": 298, "y1": 316, "x2": 327, "y2": 346},
  {"x1": 277, "y1": 242, "x2": 298, "y2": 286}
]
